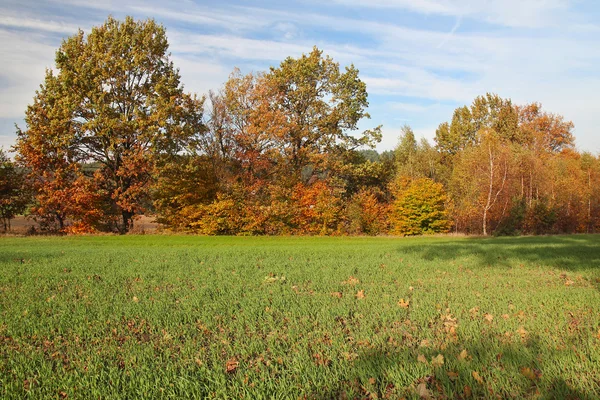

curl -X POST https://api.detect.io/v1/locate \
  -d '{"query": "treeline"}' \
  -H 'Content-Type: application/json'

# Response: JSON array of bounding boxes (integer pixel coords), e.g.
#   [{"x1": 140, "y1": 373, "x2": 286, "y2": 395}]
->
[{"x1": 2, "y1": 16, "x2": 599, "y2": 235}]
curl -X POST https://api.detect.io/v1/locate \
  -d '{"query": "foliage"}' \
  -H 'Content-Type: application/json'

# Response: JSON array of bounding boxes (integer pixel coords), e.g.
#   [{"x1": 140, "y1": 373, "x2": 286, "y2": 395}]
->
[
  {"x1": 390, "y1": 177, "x2": 452, "y2": 235},
  {"x1": 15, "y1": 16, "x2": 204, "y2": 233},
  {"x1": 0, "y1": 149, "x2": 29, "y2": 231}
]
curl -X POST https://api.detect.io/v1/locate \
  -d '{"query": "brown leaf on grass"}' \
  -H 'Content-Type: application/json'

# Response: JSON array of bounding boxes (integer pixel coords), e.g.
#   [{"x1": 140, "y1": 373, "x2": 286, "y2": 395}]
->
[
  {"x1": 398, "y1": 298, "x2": 410, "y2": 308},
  {"x1": 356, "y1": 290, "x2": 365, "y2": 300},
  {"x1": 564, "y1": 278, "x2": 574, "y2": 286},
  {"x1": 457, "y1": 349, "x2": 469, "y2": 361},
  {"x1": 447, "y1": 371, "x2": 459, "y2": 381},
  {"x1": 472, "y1": 371, "x2": 484, "y2": 384},
  {"x1": 226, "y1": 358, "x2": 239, "y2": 374},
  {"x1": 464, "y1": 385, "x2": 472, "y2": 397},
  {"x1": 368, "y1": 377, "x2": 376, "y2": 385},
  {"x1": 419, "y1": 339, "x2": 431, "y2": 348},
  {"x1": 469, "y1": 306, "x2": 479, "y2": 318},
  {"x1": 132, "y1": 296, "x2": 139, "y2": 303},
  {"x1": 343, "y1": 276, "x2": 360, "y2": 286},
  {"x1": 431, "y1": 354, "x2": 444, "y2": 368},
  {"x1": 516, "y1": 326, "x2": 528, "y2": 339},
  {"x1": 417, "y1": 354, "x2": 427, "y2": 364},
  {"x1": 502, "y1": 314, "x2": 510, "y2": 320},
  {"x1": 416, "y1": 382, "x2": 432, "y2": 399},
  {"x1": 483, "y1": 313, "x2": 493, "y2": 323},
  {"x1": 520, "y1": 367, "x2": 540, "y2": 381},
  {"x1": 331, "y1": 292, "x2": 343, "y2": 298}
]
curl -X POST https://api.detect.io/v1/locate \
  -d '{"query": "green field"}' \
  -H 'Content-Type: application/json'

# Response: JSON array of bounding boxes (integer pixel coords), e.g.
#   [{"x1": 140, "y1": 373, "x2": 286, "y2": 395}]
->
[{"x1": 1, "y1": 235, "x2": 599, "y2": 399}]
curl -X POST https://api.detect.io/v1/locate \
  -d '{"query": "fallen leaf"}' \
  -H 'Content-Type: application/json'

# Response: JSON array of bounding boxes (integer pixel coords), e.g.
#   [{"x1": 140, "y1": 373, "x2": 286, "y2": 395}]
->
[
  {"x1": 472, "y1": 371, "x2": 484, "y2": 384},
  {"x1": 464, "y1": 385, "x2": 472, "y2": 397},
  {"x1": 420, "y1": 339, "x2": 431, "y2": 348},
  {"x1": 356, "y1": 290, "x2": 365, "y2": 300},
  {"x1": 447, "y1": 371, "x2": 459, "y2": 381},
  {"x1": 417, "y1": 354, "x2": 427, "y2": 364},
  {"x1": 457, "y1": 349, "x2": 469, "y2": 361},
  {"x1": 398, "y1": 298, "x2": 410, "y2": 308},
  {"x1": 431, "y1": 354, "x2": 444, "y2": 368},
  {"x1": 516, "y1": 326, "x2": 528, "y2": 339},
  {"x1": 565, "y1": 279, "x2": 574, "y2": 286},
  {"x1": 368, "y1": 377, "x2": 376, "y2": 385},
  {"x1": 520, "y1": 367, "x2": 538, "y2": 381},
  {"x1": 226, "y1": 358, "x2": 239, "y2": 374},
  {"x1": 483, "y1": 313, "x2": 494, "y2": 323},
  {"x1": 132, "y1": 296, "x2": 139, "y2": 303},
  {"x1": 343, "y1": 276, "x2": 360, "y2": 286},
  {"x1": 330, "y1": 292, "x2": 343, "y2": 298},
  {"x1": 416, "y1": 382, "x2": 432, "y2": 399},
  {"x1": 502, "y1": 314, "x2": 510, "y2": 320}
]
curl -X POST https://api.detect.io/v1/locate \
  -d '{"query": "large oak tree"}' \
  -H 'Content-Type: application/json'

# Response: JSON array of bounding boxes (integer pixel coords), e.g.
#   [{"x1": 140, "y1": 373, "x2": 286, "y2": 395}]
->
[{"x1": 15, "y1": 16, "x2": 204, "y2": 232}]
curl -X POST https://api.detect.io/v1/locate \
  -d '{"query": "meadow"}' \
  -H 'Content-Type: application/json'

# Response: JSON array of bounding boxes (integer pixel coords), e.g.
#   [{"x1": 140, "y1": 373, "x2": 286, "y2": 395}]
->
[{"x1": 1, "y1": 234, "x2": 599, "y2": 399}]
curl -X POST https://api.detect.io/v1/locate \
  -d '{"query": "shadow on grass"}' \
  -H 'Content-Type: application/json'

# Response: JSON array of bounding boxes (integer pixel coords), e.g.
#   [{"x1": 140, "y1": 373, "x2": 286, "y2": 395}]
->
[
  {"x1": 399, "y1": 235, "x2": 600, "y2": 273},
  {"x1": 314, "y1": 334, "x2": 598, "y2": 399}
]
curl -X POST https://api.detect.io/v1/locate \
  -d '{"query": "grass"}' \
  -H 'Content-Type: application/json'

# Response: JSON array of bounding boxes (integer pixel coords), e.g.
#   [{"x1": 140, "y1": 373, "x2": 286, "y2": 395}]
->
[{"x1": 1, "y1": 234, "x2": 599, "y2": 399}]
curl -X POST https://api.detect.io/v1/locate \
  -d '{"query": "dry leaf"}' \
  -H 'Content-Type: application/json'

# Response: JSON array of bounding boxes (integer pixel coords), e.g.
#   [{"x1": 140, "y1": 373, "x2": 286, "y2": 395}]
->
[
  {"x1": 368, "y1": 377, "x2": 376, "y2": 385},
  {"x1": 516, "y1": 326, "x2": 528, "y2": 339},
  {"x1": 132, "y1": 296, "x2": 139, "y2": 303},
  {"x1": 431, "y1": 354, "x2": 444, "y2": 368},
  {"x1": 226, "y1": 358, "x2": 239, "y2": 374},
  {"x1": 419, "y1": 339, "x2": 431, "y2": 348},
  {"x1": 472, "y1": 371, "x2": 484, "y2": 384},
  {"x1": 417, "y1": 354, "x2": 427, "y2": 364},
  {"x1": 457, "y1": 349, "x2": 469, "y2": 361},
  {"x1": 483, "y1": 313, "x2": 494, "y2": 323},
  {"x1": 416, "y1": 382, "x2": 432, "y2": 399},
  {"x1": 343, "y1": 276, "x2": 360, "y2": 286},
  {"x1": 398, "y1": 298, "x2": 410, "y2": 308},
  {"x1": 464, "y1": 385, "x2": 472, "y2": 397},
  {"x1": 447, "y1": 371, "x2": 459, "y2": 381},
  {"x1": 356, "y1": 290, "x2": 365, "y2": 300},
  {"x1": 502, "y1": 314, "x2": 510, "y2": 320},
  {"x1": 520, "y1": 367, "x2": 538, "y2": 381},
  {"x1": 331, "y1": 292, "x2": 343, "y2": 298}
]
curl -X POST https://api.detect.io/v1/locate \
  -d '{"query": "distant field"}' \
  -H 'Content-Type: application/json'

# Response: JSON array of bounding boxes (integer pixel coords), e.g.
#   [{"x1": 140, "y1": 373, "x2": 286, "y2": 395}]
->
[{"x1": 1, "y1": 235, "x2": 599, "y2": 399}]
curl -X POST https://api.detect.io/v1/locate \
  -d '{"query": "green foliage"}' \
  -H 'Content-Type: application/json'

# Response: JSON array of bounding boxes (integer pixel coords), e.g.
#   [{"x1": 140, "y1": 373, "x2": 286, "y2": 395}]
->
[{"x1": 390, "y1": 177, "x2": 452, "y2": 235}]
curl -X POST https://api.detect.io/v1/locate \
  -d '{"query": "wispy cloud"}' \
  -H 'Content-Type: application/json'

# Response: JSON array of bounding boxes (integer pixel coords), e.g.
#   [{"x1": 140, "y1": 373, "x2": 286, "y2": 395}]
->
[{"x1": 0, "y1": 0, "x2": 598, "y2": 153}]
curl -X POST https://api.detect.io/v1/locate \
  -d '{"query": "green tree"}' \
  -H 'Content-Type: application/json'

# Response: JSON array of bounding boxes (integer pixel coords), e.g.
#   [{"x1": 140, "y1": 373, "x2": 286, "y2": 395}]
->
[{"x1": 15, "y1": 16, "x2": 204, "y2": 233}]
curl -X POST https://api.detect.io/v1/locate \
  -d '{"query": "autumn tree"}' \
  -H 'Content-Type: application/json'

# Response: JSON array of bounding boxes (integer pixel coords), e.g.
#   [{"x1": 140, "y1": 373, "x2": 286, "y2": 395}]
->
[
  {"x1": 15, "y1": 16, "x2": 204, "y2": 232},
  {"x1": 263, "y1": 47, "x2": 381, "y2": 182},
  {"x1": 389, "y1": 176, "x2": 451, "y2": 236},
  {"x1": 0, "y1": 149, "x2": 29, "y2": 231},
  {"x1": 435, "y1": 93, "x2": 518, "y2": 159}
]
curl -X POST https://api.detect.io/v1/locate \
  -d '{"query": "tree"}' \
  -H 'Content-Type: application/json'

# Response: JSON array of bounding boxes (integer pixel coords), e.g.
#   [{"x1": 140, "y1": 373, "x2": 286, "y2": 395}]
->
[
  {"x1": 15, "y1": 16, "x2": 204, "y2": 232},
  {"x1": 435, "y1": 93, "x2": 518, "y2": 158},
  {"x1": 389, "y1": 177, "x2": 451, "y2": 236},
  {"x1": 262, "y1": 47, "x2": 381, "y2": 182},
  {"x1": 450, "y1": 131, "x2": 513, "y2": 235},
  {"x1": 0, "y1": 149, "x2": 29, "y2": 231}
]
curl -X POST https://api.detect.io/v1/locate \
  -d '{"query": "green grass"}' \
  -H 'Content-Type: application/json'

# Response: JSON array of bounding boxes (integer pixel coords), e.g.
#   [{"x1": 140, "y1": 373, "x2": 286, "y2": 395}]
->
[{"x1": 1, "y1": 235, "x2": 599, "y2": 399}]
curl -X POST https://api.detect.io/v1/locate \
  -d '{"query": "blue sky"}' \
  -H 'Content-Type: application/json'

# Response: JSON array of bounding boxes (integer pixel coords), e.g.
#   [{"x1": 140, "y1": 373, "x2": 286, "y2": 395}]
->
[{"x1": 1, "y1": 0, "x2": 599, "y2": 153}]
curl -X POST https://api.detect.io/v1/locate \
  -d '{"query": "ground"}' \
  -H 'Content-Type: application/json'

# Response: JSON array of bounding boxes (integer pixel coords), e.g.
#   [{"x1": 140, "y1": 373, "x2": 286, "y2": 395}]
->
[{"x1": 0, "y1": 235, "x2": 599, "y2": 398}]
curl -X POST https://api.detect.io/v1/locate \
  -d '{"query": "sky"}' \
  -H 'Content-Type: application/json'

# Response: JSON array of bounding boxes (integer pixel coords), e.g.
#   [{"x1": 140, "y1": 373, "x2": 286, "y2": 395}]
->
[{"x1": 1, "y1": 0, "x2": 599, "y2": 153}]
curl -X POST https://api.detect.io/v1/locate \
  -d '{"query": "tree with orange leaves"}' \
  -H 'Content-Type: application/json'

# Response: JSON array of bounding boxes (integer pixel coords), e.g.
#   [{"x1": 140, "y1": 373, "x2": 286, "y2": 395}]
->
[{"x1": 15, "y1": 16, "x2": 204, "y2": 233}]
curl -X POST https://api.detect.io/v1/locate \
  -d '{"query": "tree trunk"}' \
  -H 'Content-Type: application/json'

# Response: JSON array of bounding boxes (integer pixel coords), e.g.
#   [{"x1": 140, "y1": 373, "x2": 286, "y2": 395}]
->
[{"x1": 121, "y1": 210, "x2": 134, "y2": 233}]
